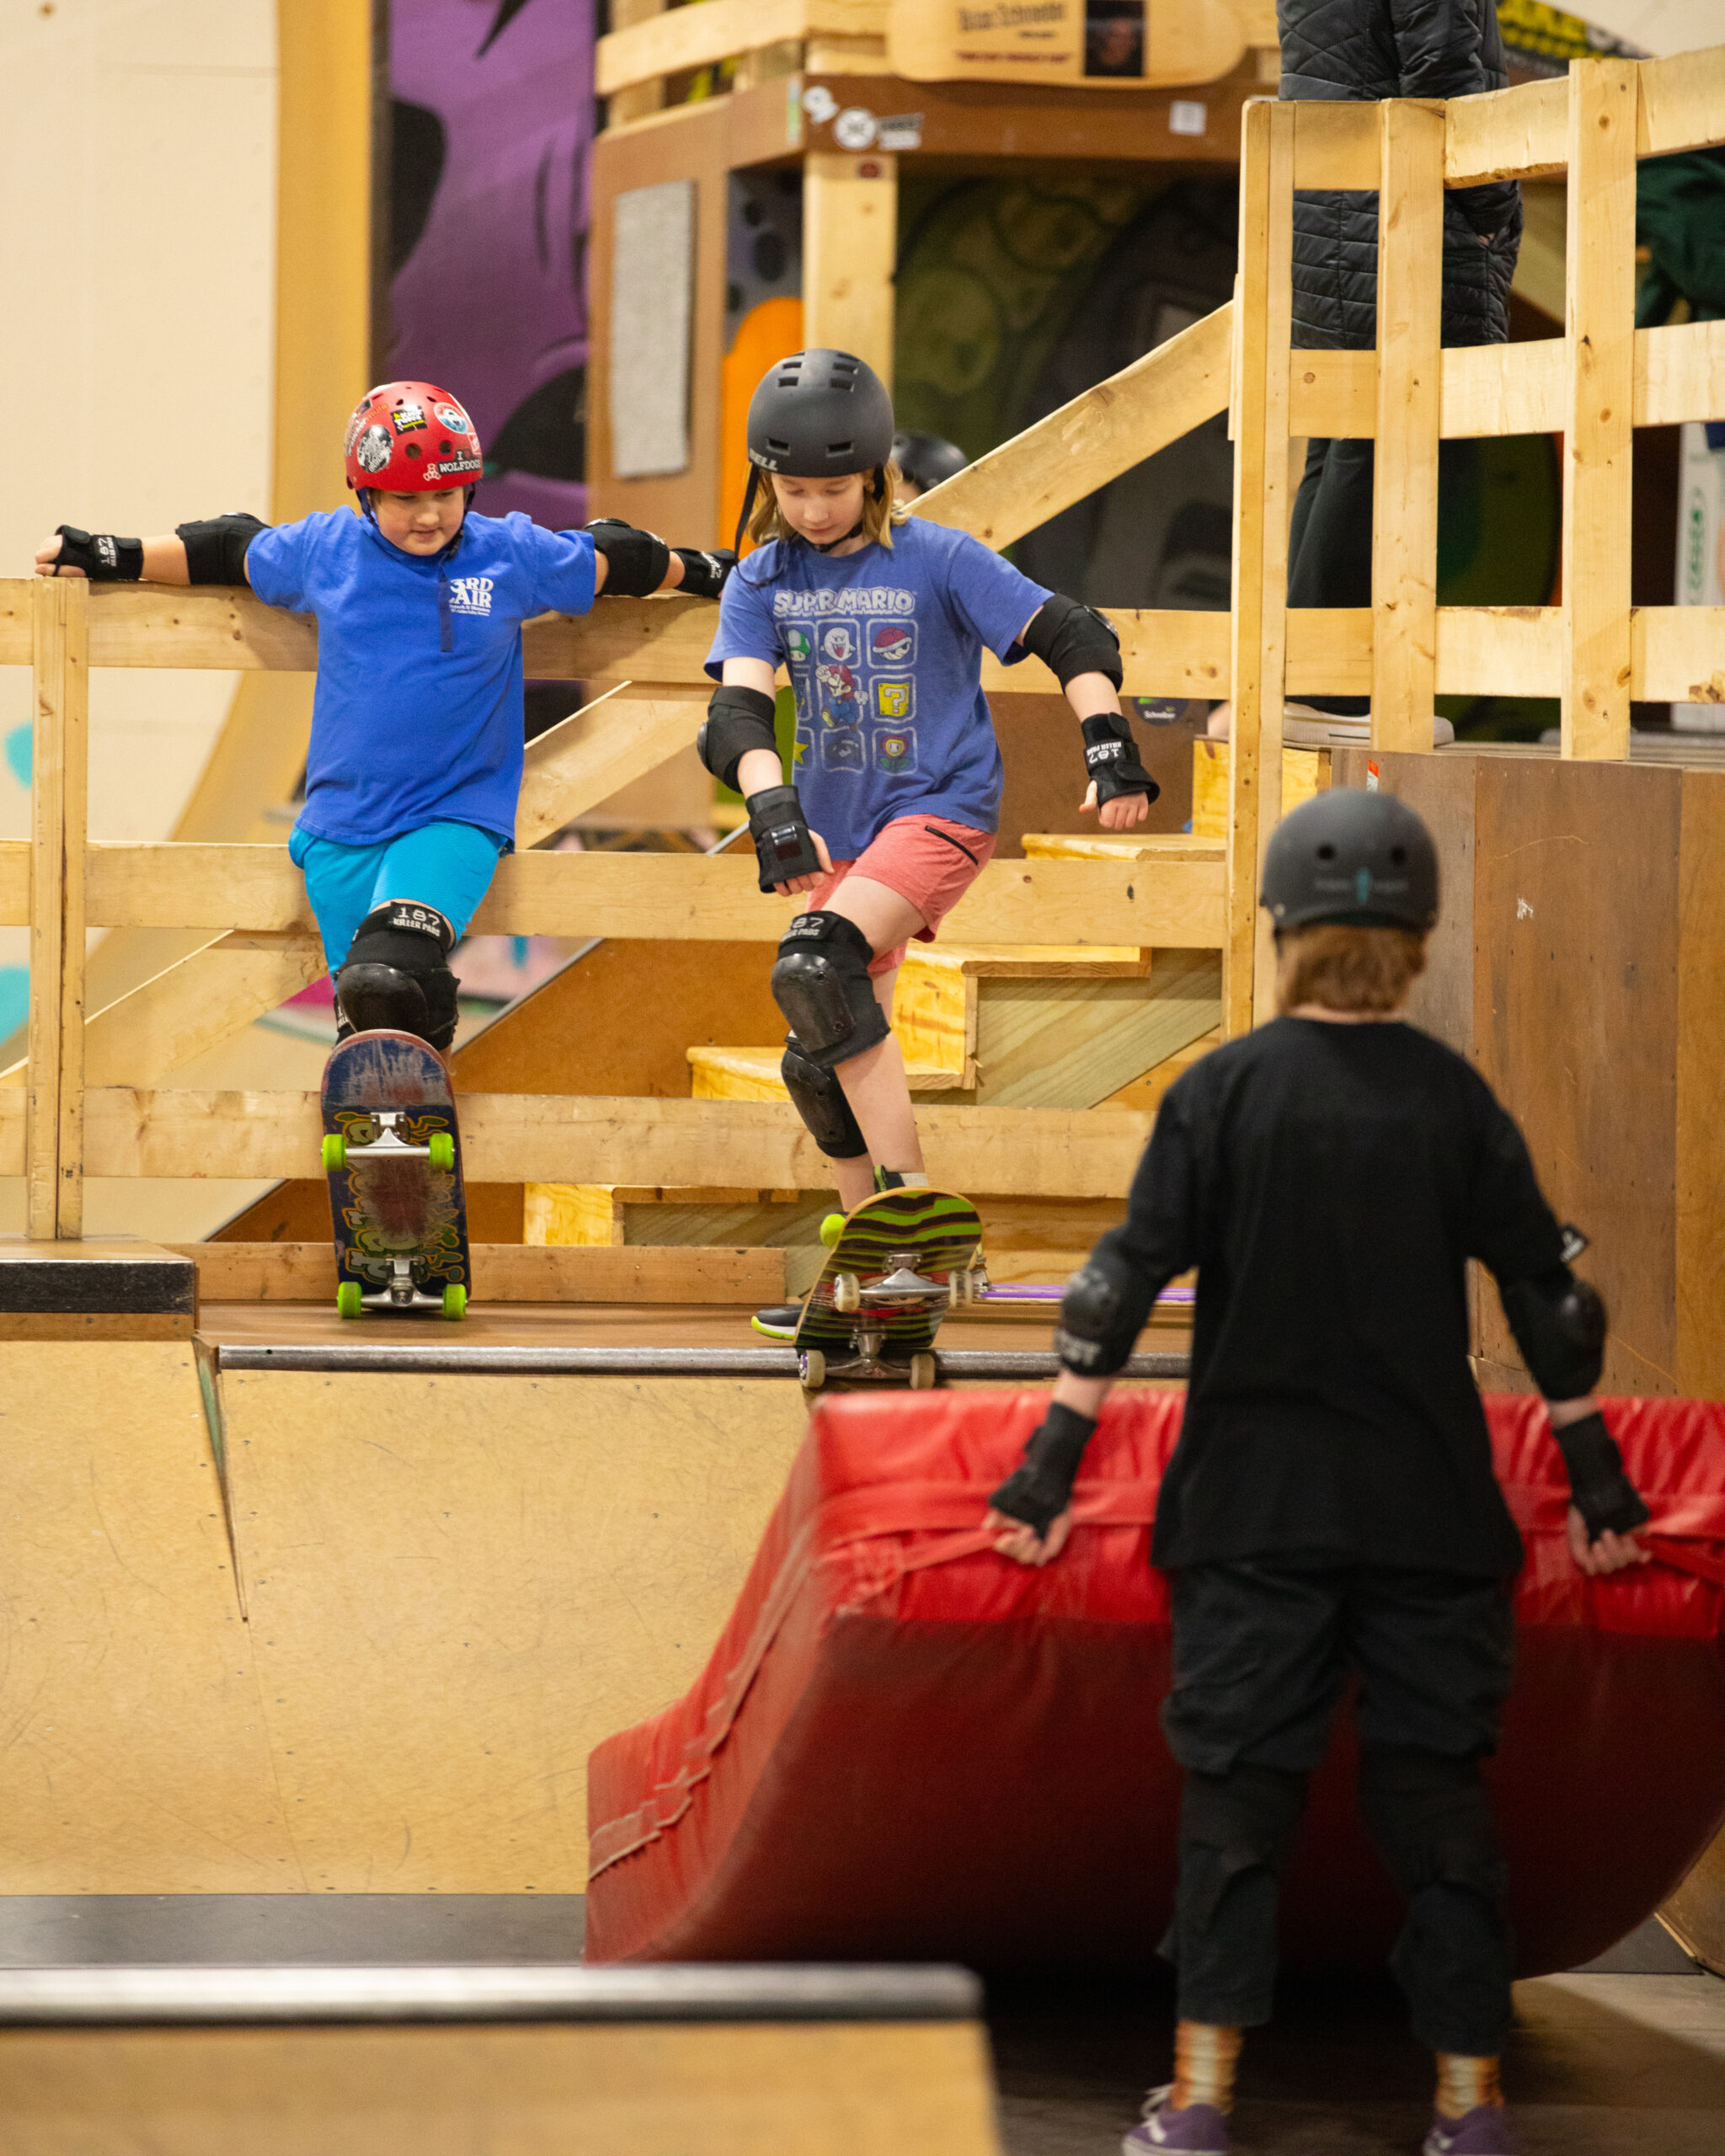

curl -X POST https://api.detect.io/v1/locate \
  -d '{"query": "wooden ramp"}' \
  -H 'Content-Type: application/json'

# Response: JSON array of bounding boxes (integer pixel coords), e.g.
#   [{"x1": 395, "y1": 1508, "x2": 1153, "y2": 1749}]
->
[{"x1": 0, "y1": 1964, "x2": 1001, "y2": 2156}]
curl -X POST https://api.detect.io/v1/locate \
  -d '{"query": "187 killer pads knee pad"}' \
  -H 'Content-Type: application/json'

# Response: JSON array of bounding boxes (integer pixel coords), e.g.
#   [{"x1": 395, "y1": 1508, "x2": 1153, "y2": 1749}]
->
[
  {"x1": 770, "y1": 912, "x2": 889, "y2": 1068},
  {"x1": 334, "y1": 899, "x2": 459, "y2": 1051}
]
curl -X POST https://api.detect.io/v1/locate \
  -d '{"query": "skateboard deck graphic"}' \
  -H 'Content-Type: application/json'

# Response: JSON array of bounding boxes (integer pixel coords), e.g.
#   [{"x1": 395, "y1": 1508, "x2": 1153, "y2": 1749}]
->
[
  {"x1": 792, "y1": 1186, "x2": 985, "y2": 1391},
  {"x1": 319, "y1": 1030, "x2": 470, "y2": 1319}
]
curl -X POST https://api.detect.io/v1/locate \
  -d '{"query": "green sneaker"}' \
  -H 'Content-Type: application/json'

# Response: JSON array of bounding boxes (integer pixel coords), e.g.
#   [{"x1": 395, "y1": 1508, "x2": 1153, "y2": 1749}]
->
[{"x1": 751, "y1": 1304, "x2": 803, "y2": 1342}]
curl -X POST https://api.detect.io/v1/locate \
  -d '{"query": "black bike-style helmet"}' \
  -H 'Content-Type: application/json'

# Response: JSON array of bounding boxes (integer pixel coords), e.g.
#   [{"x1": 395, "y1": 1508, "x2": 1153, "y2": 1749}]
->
[
  {"x1": 1260, "y1": 787, "x2": 1440, "y2": 933},
  {"x1": 890, "y1": 430, "x2": 969, "y2": 495},
  {"x1": 734, "y1": 349, "x2": 897, "y2": 552}
]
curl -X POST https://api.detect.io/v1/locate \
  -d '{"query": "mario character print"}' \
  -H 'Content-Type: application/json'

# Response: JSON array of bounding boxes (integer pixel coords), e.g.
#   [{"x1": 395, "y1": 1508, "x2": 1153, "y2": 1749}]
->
[
  {"x1": 874, "y1": 727, "x2": 917, "y2": 775},
  {"x1": 817, "y1": 659, "x2": 862, "y2": 729},
  {"x1": 820, "y1": 622, "x2": 858, "y2": 665},
  {"x1": 822, "y1": 728, "x2": 866, "y2": 773},
  {"x1": 869, "y1": 619, "x2": 916, "y2": 669},
  {"x1": 873, "y1": 677, "x2": 915, "y2": 721}
]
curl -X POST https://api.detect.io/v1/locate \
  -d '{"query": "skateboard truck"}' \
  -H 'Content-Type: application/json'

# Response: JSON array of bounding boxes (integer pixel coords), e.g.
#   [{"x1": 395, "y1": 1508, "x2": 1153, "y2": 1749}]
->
[
  {"x1": 321, "y1": 1110, "x2": 456, "y2": 1175},
  {"x1": 799, "y1": 1324, "x2": 938, "y2": 1393}
]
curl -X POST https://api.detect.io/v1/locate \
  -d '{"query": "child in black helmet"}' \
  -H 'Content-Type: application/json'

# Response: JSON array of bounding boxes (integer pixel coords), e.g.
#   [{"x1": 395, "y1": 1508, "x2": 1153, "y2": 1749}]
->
[
  {"x1": 700, "y1": 348, "x2": 1161, "y2": 1337},
  {"x1": 984, "y1": 788, "x2": 1650, "y2": 2156}
]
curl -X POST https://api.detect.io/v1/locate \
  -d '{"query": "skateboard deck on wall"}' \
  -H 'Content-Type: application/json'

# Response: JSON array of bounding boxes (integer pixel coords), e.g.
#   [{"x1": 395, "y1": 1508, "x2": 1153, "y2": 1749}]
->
[
  {"x1": 792, "y1": 1186, "x2": 985, "y2": 1392},
  {"x1": 319, "y1": 1030, "x2": 470, "y2": 1320}
]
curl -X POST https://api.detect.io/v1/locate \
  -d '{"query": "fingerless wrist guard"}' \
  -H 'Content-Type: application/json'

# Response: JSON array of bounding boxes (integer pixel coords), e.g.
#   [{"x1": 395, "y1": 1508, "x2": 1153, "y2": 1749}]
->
[
  {"x1": 674, "y1": 546, "x2": 735, "y2": 600},
  {"x1": 698, "y1": 684, "x2": 778, "y2": 792},
  {"x1": 588, "y1": 517, "x2": 671, "y2": 598},
  {"x1": 1081, "y1": 715, "x2": 1160, "y2": 806},
  {"x1": 177, "y1": 512, "x2": 268, "y2": 585},
  {"x1": 989, "y1": 1403, "x2": 1099, "y2": 1538},
  {"x1": 1553, "y1": 1410, "x2": 1651, "y2": 1541},
  {"x1": 54, "y1": 526, "x2": 142, "y2": 580},
  {"x1": 1022, "y1": 592, "x2": 1123, "y2": 689},
  {"x1": 747, "y1": 784, "x2": 822, "y2": 892}
]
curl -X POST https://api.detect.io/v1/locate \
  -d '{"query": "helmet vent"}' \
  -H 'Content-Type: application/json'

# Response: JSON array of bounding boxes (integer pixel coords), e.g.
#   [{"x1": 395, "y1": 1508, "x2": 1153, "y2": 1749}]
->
[
  {"x1": 827, "y1": 439, "x2": 854, "y2": 456},
  {"x1": 766, "y1": 435, "x2": 791, "y2": 454},
  {"x1": 1389, "y1": 845, "x2": 1407, "y2": 865},
  {"x1": 1316, "y1": 843, "x2": 1337, "y2": 861}
]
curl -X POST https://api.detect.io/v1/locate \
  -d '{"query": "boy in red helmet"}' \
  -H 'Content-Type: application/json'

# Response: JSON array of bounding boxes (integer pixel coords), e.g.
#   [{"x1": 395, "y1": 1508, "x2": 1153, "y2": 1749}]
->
[{"x1": 36, "y1": 380, "x2": 731, "y2": 1049}]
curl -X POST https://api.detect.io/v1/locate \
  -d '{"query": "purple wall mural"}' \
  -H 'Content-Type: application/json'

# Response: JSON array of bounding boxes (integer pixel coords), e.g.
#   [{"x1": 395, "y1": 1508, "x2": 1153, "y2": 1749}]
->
[{"x1": 388, "y1": 0, "x2": 595, "y2": 530}]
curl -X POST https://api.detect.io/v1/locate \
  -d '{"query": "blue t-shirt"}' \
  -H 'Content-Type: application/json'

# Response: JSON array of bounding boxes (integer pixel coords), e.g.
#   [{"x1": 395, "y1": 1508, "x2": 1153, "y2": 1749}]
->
[
  {"x1": 705, "y1": 520, "x2": 1050, "y2": 859},
  {"x1": 245, "y1": 507, "x2": 597, "y2": 848}
]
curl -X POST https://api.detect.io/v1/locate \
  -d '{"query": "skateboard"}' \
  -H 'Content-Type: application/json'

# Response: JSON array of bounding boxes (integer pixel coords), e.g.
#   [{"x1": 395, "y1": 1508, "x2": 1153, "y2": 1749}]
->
[
  {"x1": 319, "y1": 1030, "x2": 470, "y2": 1319},
  {"x1": 792, "y1": 1186, "x2": 985, "y2": 1392}
]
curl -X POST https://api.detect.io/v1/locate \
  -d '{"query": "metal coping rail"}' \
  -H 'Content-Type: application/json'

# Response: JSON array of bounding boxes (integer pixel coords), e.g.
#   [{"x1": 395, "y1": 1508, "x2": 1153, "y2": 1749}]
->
[
  {"x1": 0, "y1": 1961, "x2": 981, "y2": 2025},
  {"x1": 215, "y1": 1343, "x2": 1191, "y2": 1380}
]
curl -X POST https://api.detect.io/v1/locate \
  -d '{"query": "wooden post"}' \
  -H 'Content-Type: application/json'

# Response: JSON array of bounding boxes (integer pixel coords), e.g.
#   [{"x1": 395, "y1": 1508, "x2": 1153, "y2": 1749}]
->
[
  {"x1": 1226, "y1": 98, "x2": 1295, "y2": 1036},
  {"x1": 1561, "y1": 57, "x2": 1637, "y2": 760},
  {"x1": 1371, "y1": 99, "x2": 1445, "y2": 753},
  {"x1": 26, "y1": 577, "x2": 89, "y2": 1239},
  {"x1": 608, "y1": 0, "x2": 668, "y2": 125},
  {"x1": 803, "y1": 151, "x2": 899, "y2": 389}
]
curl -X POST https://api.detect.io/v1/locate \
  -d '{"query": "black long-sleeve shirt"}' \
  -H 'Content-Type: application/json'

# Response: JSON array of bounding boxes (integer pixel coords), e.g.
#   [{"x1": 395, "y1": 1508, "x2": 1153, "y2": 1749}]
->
[{"x1": 1100, "y1": 1017, "x2": 1565, "y2": 1577}]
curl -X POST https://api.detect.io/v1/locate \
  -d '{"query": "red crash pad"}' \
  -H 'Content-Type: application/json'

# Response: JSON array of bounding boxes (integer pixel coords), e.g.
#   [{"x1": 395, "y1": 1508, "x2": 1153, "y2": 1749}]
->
[{"x1": 585, "y1": 1392, "x2": 1725, "y2": 1974}]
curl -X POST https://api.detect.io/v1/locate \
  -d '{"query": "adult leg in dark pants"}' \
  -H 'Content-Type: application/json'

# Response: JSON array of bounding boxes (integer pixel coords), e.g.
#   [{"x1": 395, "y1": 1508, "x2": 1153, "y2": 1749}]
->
[{"x1": 1285, "y1": 438, "x2": 1375, "y2": 717}]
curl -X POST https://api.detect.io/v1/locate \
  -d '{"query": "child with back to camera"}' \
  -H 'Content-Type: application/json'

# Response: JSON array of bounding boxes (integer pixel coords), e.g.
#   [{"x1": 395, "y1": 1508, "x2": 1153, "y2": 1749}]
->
[
  {"x1": 35, "y1": 379, "x2": 730, "y2": 1052},
  {"x1": 983, "y1": 788, "x2": 1651, "y2": 2156},
  {"x1": 699, "y1": 348, "x2": 1160, "y2": 1337}
]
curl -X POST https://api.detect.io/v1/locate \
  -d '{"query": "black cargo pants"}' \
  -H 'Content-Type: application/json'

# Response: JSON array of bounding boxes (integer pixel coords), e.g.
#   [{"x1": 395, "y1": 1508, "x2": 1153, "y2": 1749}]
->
[{"x1": 1159, "y1": 1562, "x2": 1516, "y2": 2055}]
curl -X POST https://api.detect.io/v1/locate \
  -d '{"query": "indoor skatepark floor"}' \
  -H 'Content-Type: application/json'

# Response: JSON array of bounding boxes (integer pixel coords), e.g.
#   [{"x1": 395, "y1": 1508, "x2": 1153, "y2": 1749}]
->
[{"x1": 0, "y1": 1899, "x2": 1712, "y2": 2153}]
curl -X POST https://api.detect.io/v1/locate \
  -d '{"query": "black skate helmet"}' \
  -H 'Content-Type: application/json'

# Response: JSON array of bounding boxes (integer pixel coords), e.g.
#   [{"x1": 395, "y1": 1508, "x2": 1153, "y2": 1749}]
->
[
  {"x1": 1260, "y1": 787, "x2": 1439, "y2": 933},
  {"x1": 890, "y1": 430, "x2": 969, "y2": 496},
  {"x1": 734, "y1": 349, "x2": 896, "y2": 552}
]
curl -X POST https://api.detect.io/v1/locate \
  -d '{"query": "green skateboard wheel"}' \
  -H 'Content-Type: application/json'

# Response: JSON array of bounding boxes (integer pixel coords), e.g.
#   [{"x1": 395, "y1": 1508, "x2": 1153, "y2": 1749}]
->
[
  {"x1": 322, "y1": 1133, "x2": 347, "y2": 1171},
  {"x1": 820, "y1": 1212, "x2": 845, "y2": 1249},
  {"x1": 429, "y1": 1131, "x2": 456, "y2": 1172},
  {"x1": 335, "y1": 1280, "x2": 364, "y2": 1319},
  {"x1": 441, "y1": 1282, "x2": 467, "y2": 1321}
]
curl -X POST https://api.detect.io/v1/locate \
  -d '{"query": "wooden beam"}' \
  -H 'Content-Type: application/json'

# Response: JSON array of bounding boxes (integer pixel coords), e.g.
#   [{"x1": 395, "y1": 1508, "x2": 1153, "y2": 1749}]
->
[
  {"x1": 1434, "y1": 606, "x2": 1562, "y2": 699},
  {"x1": 515, "y1": 685, "x2": 708, "y2": 849},
  {"x1": 595, "y1": 0, "x2": 883, "y2": 98},
  {"x1": 1637, "y1": 44, "x2": 1725, "y2": 161},
  {"x1": 81, "y1": 845, "x2": 1226, "y2": 949},
  {"x1": 606, "y1": 0, "x2": 668, "y2": 125},
  {"x1": 1445, "y1": 74, "x2": 1570, "y2": 186},
  {"x1": 27, "y1": 579, "x2": 88, "y2": 1238},
  {"x1": 1635, "y1": 606, "x2": 1725, "y2": 707},
  {"x1": 912, "y1": 303, "x2": 1233, "y2": 553},
  {"x1": 172, "y1": 1241, "x2": 789, "y2": 1305},
  {"x1": 1226, "y1": 98, "x2": 1296, "y2": 1034},
  {"x1": 1372, "y1": 99, "x2": 1445, "y2": 754},
  {"x1": 1562, "y1": 59, "x2": 1638, "y2": 761},
  {"x1": 1290, "y1": 99, "x2": 1377, "y2": 190},
  {"x1": 1286, "y1": 607, "x2": 1374, "y2": 698},
  {"x1": 803, "y1": 151, "x2": 898, "y2": 389},
  {"x1": 83, "y1": 1089, "x2": 1151, "y2": 1198}
]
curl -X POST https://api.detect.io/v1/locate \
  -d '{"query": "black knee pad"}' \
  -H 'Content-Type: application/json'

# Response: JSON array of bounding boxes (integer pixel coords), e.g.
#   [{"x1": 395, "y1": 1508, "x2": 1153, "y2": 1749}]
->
[
  {"x1": 1358, "y1": 1747, "x2": 1507, "y2": 1907},
  {"x1": 770, "y1": 911, "x2": 889, "y2": 1068},
  {"x1": 782, "y1": 1038, "x2": 868, "y2": 1159},
  {"x1": 334, "y1": 899, "x2": 459, "y2": 1051},
  {"x1": 1180, "y1": 1763, "x2": 1309, "y2": 1927}
]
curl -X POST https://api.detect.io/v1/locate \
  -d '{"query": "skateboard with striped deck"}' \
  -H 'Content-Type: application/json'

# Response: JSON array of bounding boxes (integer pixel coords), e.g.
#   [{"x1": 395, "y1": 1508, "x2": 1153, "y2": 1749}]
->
[{"x1": 791, "y1": 1186, "x2": 985, "y2": 1393}]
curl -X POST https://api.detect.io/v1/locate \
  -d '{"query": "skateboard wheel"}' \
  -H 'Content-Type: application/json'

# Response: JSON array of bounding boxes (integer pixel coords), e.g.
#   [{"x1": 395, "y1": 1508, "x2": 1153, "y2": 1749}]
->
[
  {"x1": 819, "y1": 1213, "x2": 845, "y2": 1250},
  {"x1": 321, "y1": 1134, "x2": 347, "y2": 1171},
  {"x1": 909, "y1": 1351, "x2": 937, "y2": 1390},
  {"x1": 429, "y1": 1132, "x2": 456, "y2": 1172},
  {"x1": 798, "y1": 1348, "x2": 826, "y2": 1391},
  {"x1": 335, "y1": 1281, "x2": 364, "y2": 1320},
  {"x1": 441, "y1": 1282, "x2": 467, "y2": 1321},
  {"x1": 833, "y1": 1272, "x2": 861, "y2": 1314}
]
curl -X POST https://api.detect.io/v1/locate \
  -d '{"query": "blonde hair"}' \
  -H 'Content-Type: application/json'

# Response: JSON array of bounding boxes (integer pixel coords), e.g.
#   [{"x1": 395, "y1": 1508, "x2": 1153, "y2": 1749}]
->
[
  {"x1": 1275, "y1": 922, "x2": 1428, "y2": 1017},
  {"x1": 748, "y1": 465, "x2": 908, "y2": 551}
]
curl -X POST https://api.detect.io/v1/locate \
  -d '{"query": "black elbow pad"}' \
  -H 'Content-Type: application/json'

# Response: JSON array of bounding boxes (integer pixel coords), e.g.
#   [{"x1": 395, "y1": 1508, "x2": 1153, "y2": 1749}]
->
[
  {"x1": 1499, "y1": 1265, "x2": 1606, "y2": 1399},
  {"x1": 1022, "y1": 592, "x2": 1123, "y2": 690},
  {"x1": 1054, "y1": 1249, "x2": 1143, "y2": 1379},
  {"x1": 698, "y1": 684, "x2": 778, "y2": 791},
  {"x1": 176, "y1": 512, "x2": 269, "y2": 585},
  {"x1": 587, "y1": 516, "x2": 672, "y2": 598}
]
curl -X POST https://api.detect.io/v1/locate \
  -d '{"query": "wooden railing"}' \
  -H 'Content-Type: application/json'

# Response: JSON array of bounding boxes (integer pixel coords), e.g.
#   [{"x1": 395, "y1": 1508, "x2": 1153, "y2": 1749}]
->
[{"x1": 8, "y1": 48, "x2": 1724, "y2": 1243}]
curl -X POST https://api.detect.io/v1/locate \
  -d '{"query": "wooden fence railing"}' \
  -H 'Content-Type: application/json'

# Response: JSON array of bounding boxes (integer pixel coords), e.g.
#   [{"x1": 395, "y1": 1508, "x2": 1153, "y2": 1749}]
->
[{"x1": 7, "y1": 49, "x2": 1723, "y2": 1243}]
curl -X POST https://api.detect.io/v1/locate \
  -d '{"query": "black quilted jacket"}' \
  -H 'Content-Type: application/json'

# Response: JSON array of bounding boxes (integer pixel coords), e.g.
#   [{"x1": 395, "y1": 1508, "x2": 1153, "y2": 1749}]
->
[{"x1": 1278, "y1": 0, "x2": 1522, "y2": 350}]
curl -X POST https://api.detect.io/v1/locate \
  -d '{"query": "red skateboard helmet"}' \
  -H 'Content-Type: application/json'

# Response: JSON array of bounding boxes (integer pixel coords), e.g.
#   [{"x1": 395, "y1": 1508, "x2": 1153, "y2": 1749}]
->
[{"x1": 343, "y1": 381, "x2": 484, "y2": 494}]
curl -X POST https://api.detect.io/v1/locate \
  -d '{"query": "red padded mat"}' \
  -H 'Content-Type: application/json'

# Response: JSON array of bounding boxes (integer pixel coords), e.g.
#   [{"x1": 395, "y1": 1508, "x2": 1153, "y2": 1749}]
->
[{"x1": 585, "y1": 1393, "x2": 1725, "y2": 1974}]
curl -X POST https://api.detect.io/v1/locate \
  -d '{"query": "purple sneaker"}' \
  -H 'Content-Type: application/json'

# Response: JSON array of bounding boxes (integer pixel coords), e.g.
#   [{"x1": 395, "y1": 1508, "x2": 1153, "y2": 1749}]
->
[
  {"x1": 1122, "y1": 2085, "x2": 1231, "y2": 2155},
  {"x1": 1423, "y1": 2105, "x2": 1517, "y2": 2155}
]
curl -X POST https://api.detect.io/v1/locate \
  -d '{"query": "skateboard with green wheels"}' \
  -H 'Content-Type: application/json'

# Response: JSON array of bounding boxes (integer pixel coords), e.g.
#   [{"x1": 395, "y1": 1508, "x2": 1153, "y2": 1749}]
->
[
  {"x1": 792, "y1": 1186, "x2": 985, "y2": 1392},
  {"x1": 320, "y1": 1030, "x2": 469, "y2": 1320}
]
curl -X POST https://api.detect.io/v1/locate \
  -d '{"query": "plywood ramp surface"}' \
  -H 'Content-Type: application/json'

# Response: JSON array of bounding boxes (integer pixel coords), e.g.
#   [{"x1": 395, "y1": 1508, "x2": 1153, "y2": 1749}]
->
[
  {"x1": 0, "y1": 2020, "x2": 1001, "y2": 2156},
  {"x1": 219, "y1": 1372, "x2": 811, "y2": 1889},
  {"x1": 0, "y1": 1346, "x2": 292, "y2": 1892}
]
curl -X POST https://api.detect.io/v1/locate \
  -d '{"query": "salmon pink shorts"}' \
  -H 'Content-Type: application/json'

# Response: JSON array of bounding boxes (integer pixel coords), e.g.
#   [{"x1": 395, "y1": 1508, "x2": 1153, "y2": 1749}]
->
[{"x1": 807, "y1": 814, "x2": 997, "y2": 976}]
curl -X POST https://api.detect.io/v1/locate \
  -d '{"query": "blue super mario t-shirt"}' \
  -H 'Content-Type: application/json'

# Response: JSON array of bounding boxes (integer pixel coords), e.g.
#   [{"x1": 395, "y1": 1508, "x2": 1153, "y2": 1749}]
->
[
  {"x1": 245, "y1": 507, "x2": 596, "y2": 848},
  {"x1": 705, "y1": 519, "x2": 1051, "y2": 860}
]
